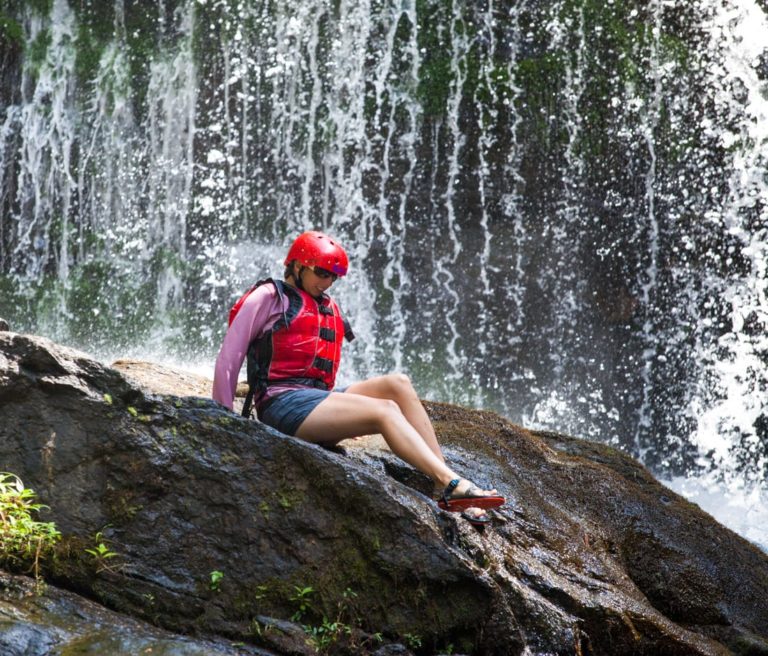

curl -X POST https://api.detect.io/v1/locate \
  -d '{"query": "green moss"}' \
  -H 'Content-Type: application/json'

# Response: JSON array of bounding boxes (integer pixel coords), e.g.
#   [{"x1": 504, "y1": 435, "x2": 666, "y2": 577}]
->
[
  {"x1": 58, "y1": 258, "x2": 156, "y2": 352},
  {"x1": 74, "y1": 23, "x2": 105, "y2": 83},
  {"x1": 123, "y1": 2, "x2": 166, "y2": 118},
  {"x1": 26, "y1": 27, "x2": 51, "y2": 70},
  {"x1": 26, "y1": 0, "x2": 52, "y2": 15},
  {"x1": 415, "y1": 0, "x2": 454, "y2": 117},
  {"x1": 69, "y1": 1, "x2": 115, "y2": 83},
  {"x1": 230, "y1": 576, "x2": 295, "y2": 620},
  {"x1": 0, "y1": 12, "x2": 22, "y2": 45},
  {"x1": 104, "y1": 489, "x2": 142, "y2": 526},
  {"x1": 49, "y1": 534, "x2": 95, "y2": 584},
  {"x1": 273, "y1": 486, "x2": 305, "y2": 512},
  {"x1": 509, "y1": 0, "x2": 695, "y2": 169},
  {"x1": 220, "y1": 449, "x2": 240, "y2": 465}
]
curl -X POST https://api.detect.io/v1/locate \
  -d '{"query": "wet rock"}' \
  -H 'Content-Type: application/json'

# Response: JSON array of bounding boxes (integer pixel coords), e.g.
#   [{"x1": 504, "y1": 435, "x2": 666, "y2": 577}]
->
[
  {"x1": 112, "y1": 359, "x2": 213, "y2": 397},
  {"x1": 0, "y1": 570, "x2": 274, "y2": 655},
  {"x1": 0, "y1": 318, "x2": 9, "y2": 331},
  {"x1": 1, "y1": 332, "x2": 767, "y2": 655},
  {"x1": 113, "y1": 359, "x2": 249, "y2": 411}
]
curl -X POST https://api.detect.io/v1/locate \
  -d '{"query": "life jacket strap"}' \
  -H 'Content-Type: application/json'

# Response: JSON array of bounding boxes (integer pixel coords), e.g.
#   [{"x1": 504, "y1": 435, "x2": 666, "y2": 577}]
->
[{"x1": 241, "y1": 387, "x2": 256, "y2": 418}]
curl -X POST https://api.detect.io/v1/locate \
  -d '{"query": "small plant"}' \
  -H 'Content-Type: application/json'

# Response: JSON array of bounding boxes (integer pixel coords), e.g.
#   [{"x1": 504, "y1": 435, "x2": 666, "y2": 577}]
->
[
  {"x1": 303, "y1": 587, "x2": 360, "y2": 653},
  {"x1": 404, "y1": 632, "x2": 423, "y2": 649},
  {"x1": 0, "y1": 472, "x2": 60, "y2": 587},
  {"x1": 305, "y1": 618, "x2": 352, "y2": 652},
  {"x1": 290, "y1": 585, "x2": 315, "y2": 621},
  {"x1": 249, "y1": 618, "x2": 274, "y2": 638},
  {"x1": 84, "y1": 531, "x2": 119, "y2": 572},
  {"x1": 210, "y1": 569, "x2": 224, "y2": 591},
  {"x1": 369, "y1": 632, "x2": 384, "y2": 646}
]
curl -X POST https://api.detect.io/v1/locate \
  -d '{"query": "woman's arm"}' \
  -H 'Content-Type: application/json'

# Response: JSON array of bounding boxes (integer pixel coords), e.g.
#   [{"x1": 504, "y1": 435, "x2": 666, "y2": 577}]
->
[{"x1": 212, "y1": 284, "x2": 284, "y2": 410}]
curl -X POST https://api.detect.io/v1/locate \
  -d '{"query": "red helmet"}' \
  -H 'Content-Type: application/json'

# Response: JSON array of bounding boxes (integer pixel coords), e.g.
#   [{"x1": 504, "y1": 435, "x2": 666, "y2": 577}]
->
[{"x1": 284, "y1": 231, "x2": 349, "y2": 277}]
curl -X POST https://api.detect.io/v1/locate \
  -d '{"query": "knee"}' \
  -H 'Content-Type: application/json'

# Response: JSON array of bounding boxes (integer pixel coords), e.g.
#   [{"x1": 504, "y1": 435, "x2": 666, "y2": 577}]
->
[
  {"x1": 372, "y1": 398, "x2": 403, "y2": 425},
  {"x1": 385, "y1": 373, "x2": 416, "y2": 397}
]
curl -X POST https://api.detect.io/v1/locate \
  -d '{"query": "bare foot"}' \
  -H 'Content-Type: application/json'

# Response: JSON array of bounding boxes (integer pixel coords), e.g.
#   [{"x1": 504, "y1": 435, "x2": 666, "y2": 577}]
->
[
  {"x1": 461, "y1": 506, "x2": 491, "y2": 526},
  {"x1": 452, "y1": 479, "x2": 498, "y2": 498}
]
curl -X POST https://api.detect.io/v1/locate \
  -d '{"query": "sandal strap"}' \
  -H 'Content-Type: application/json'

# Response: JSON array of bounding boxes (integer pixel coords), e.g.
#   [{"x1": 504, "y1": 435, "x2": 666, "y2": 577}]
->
[{"x1": 441, "y1": 478, "x2": 461, "y2": 504}]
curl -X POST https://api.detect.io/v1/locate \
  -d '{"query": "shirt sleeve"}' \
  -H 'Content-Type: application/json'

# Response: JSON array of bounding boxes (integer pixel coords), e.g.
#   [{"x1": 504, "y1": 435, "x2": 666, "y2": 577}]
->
[{"x1": 212, "y1": 284, "x2": 285, "y2": 410}]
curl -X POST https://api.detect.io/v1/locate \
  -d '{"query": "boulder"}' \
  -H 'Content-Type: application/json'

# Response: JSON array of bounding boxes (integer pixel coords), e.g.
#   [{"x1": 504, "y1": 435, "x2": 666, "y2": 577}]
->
[
  {"x1": 0, "y1": 332, "x2": 767, "y2": 655},
  {"x1": 0, "y1": 570, "x2": 275, "y2": 655}
]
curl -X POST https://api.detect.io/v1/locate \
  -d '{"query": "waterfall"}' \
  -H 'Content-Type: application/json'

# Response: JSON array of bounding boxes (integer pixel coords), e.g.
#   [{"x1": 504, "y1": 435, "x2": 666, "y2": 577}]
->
[
  {"x1": 687, "y1": 0, "x2": 768, "y2": 485},
  {"x1": 1, "y1": 0, "x2": 767, "y2": 521}
]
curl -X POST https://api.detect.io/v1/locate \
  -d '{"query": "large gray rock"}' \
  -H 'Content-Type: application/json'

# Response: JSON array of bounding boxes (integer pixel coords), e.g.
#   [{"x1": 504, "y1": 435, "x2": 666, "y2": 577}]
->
[
  {"x1": 0, "y1": 570, "x2": 274, "y2": 655},
  {"x1": 1, "y1": 332, "x2": 767, "y2": 655}
]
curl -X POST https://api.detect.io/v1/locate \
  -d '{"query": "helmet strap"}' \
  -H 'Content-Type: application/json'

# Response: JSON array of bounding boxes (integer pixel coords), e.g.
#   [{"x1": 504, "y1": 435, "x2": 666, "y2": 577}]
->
[
  {"x1": 284, "y1": 261, "x2": 303, "y2": 290},
  {"x1": 295, "y1": 266, "x2": 306, "y2": 291}
]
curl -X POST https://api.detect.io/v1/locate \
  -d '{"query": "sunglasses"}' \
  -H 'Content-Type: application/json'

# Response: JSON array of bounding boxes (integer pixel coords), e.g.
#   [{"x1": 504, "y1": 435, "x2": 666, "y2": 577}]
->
[{"x1": 311, "y1": 266, "x2": 339, "y2": 281}]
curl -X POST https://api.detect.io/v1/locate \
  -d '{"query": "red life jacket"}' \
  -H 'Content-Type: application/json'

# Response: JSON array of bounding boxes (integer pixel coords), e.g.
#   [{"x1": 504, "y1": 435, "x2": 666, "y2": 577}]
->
[
  {"x1": 230, "y1": 279, "x2": 353, "y2": 416},
  {"x1": 266, "y1": 287, "x2": 345, "y2": 389}
]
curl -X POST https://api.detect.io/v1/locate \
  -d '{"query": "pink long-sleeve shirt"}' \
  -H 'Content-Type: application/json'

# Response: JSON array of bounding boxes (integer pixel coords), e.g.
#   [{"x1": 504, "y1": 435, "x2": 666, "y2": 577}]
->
[{"x1": 212, "y1": 282, "x2": 298, "y2": 410}]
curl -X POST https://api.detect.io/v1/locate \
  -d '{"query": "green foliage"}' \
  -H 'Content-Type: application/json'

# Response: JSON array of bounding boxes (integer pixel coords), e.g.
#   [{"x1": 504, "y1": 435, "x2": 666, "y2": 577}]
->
[
  {"x1": 84, "y1": 530, "x2": 119, "y2": 572},
  {"x1": 404, "y1": 632, "x2": 423, "y2": 649},
  {"x1": 303, "y1": 588, "x2": 360, "y2": 654},
  {"x1": 304, "y1": 618, "x2": 352, "y2": 653},
  {"x1": 290, "y1": 585, "x2": 315, "y2": 622},
  {"x1": 209, "y1": 569, "x2": 224, "y2": 591},
  {"x1": 0, "y1": 473, "x2": 61, "y2": 586}
]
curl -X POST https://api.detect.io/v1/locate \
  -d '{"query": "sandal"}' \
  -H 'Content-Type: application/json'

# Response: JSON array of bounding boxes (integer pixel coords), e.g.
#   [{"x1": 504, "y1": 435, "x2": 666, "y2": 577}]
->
[
  {"x1": 437, "y1": 479, "x2": 505, "y2": 512},
  {"x1": 461, "y1": 507, "x2": 491, "y2": 527}
]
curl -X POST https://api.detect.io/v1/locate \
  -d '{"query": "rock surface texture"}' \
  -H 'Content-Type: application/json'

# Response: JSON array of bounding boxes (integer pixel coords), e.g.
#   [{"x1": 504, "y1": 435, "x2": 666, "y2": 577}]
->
[
  {"x1": 1, "y1": 333, "x2": 767, "y2": 655},
  {"x1": 0, "y1": 571, "x2": 272, "y2": 655}
]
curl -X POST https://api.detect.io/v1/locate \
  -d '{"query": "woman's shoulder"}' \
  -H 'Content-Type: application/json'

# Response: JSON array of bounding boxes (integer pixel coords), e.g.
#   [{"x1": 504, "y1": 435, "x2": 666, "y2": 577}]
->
[
  {"x1": 233, "y1": 280, "x2": 286, "y2": 319},
  {"x1": 246, "y1": 279, "x2": 282, "y2": 301}
]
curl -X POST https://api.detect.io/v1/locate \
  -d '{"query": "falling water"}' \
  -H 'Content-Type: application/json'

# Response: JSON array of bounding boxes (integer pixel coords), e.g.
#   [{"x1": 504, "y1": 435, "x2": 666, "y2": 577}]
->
[{"x1": 1, "y1": 0, "x2": 767, "y2": 544}]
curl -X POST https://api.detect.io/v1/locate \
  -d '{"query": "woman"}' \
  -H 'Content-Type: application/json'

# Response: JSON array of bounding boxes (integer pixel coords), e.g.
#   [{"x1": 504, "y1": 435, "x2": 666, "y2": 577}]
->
[{"x1": 212, "y1": 231, "x2": 504, "y2": 524}]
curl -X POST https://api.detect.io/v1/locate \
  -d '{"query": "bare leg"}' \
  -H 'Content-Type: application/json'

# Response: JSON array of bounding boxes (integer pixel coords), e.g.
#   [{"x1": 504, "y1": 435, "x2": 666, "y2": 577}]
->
[
  {"x1": 344, "y1": 374, "x2": 444, "y2": 462},
  {"x1": 295, "y1": 391, "x2": 497, "y2": 498}
]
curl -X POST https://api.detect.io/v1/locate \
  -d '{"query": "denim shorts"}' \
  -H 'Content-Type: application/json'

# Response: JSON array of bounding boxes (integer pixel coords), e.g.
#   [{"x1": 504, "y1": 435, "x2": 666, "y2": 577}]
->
[{"x1": 258, "y1": 386, "x2": 347, "y2": 436}]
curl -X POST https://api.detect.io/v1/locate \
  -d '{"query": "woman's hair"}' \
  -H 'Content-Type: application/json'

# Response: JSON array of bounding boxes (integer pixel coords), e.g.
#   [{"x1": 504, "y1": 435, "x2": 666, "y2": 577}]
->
[{"x1": 284, "y1": 261, "x2": 297, "y2": 280}]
